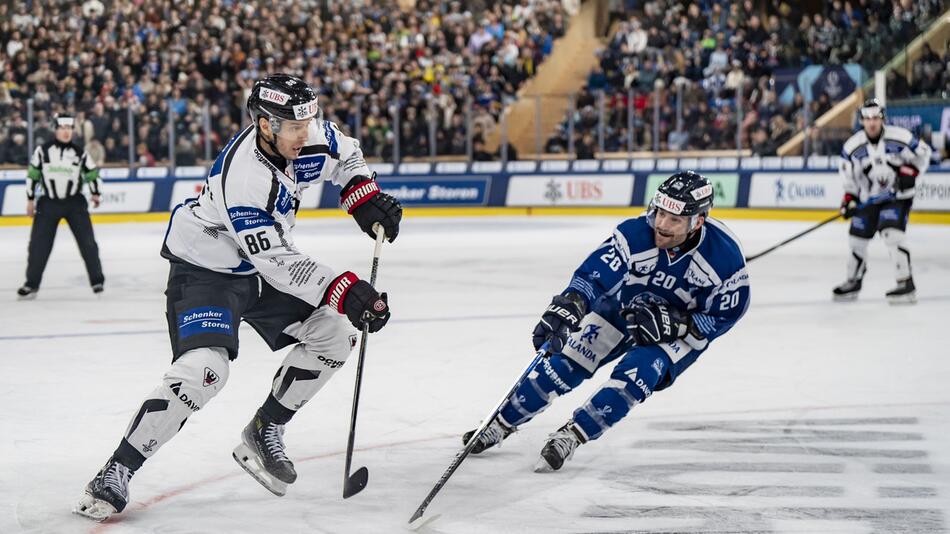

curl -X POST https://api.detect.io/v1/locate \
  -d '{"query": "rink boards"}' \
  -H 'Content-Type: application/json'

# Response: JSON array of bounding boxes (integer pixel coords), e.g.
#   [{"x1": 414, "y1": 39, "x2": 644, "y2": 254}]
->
[{"x1": 1, "y1": 164, "x2": 949, "y2": 218}]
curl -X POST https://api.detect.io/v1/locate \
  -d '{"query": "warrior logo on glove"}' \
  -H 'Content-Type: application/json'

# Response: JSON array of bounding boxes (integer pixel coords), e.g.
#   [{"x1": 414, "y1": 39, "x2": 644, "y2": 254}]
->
[{"x1": 341, "y1": 174, "x2": 402, "y2": 242}]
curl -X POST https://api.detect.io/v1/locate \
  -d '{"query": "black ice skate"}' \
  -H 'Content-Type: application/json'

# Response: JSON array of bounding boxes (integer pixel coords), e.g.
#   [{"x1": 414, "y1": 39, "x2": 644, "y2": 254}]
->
[
  {"x1": 16, "y1": 285, "x2": 37, "y2": 300},
  {"x1": 832, "y1": 278, "x2": 862, "y2": 301},
  {"x1": 92, "y1": 283, "x2": 104, "y2": 295},
  {"x1": 73, "y1": 457, "x2": 135, "y2": 522},
  {"x1": 535, "y1": 422, "x2": 586, "y2": 473},
  {"x1": 886, "y1": 277, "x2": 916, "y2": 305},
  {"x1": 233, "y1": 409, "x2": 297, "y2": 496},
  {"x1": 462, "y1": 418, "x2": 515, "y2": 454}
]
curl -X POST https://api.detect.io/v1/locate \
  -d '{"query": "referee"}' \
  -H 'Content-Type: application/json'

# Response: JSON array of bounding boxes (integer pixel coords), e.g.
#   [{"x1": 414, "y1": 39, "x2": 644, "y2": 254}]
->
[{"x1": 17, "y1": 115, "x2": 105, "y2": 300}]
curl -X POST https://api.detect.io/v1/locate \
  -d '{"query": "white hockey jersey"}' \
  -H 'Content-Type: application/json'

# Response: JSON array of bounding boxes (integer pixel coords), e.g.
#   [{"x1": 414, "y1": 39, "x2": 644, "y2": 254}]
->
[
  {"x1": 162, "y1": 120, "x2": 370, "y2": 307},
  {"x1": 839, "y1": 125, "x2": 931, "y2": 201}
]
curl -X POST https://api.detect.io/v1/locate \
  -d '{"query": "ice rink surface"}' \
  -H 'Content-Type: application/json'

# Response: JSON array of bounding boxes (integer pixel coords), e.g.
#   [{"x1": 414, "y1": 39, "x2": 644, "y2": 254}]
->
[{"x1": 0, "y1": 214, "x2": 948, "y2": 534}]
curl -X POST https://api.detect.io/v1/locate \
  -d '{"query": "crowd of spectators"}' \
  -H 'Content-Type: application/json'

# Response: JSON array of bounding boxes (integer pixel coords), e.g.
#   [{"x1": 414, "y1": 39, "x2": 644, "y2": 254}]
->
[
  {"x1": 0, "y1": 0, "x2": 568, "y2": 166},
  {"x1": 546, "y1": 0, "x2": 947, "y2": 157}
]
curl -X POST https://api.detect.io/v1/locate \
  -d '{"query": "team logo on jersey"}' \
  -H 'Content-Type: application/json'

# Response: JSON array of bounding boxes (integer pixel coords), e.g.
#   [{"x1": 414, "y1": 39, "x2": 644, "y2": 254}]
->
[
  {"x1": 634, "y1": 256, "x2": 658, "y2": 274},
  {"x1": 203, "y1": 367, "x2": 220, "y2": 387},
  {"x1": 651, "y1": 357, "x2": 665, "y2": 375},
  {"x1": 580, "y1": 324, "x2": 600, "y2": 344},
  {"x1": 348, "y1": 334, "x2": 358, "y2": 349}
]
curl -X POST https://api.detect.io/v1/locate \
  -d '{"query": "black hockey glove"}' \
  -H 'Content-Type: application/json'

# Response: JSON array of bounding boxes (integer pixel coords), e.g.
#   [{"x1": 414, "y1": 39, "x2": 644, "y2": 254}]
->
[
  {"x1": 888, "y1": 162, "x2": 919, "y2": 193},
  {"x1": 839, "y1": 193, "x2": 858, "y2": 219},
  {"x1": 341, "y1": 175, "x2": 402, "y2": 242},
  {"x1": 532, "y1": 292, "x2": 587, "y2": 353},
  {"x1": 622, "y1": 302, "x2": 690, "y2": 346},
  {"x1": 325, "y1": 271, "x2": 391, "y2": 333}
]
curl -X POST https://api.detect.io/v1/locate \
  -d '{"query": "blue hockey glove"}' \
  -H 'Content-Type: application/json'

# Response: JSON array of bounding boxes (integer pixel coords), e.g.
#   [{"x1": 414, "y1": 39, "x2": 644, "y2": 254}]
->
[
  {"x1": 532, "y1": 292, "x2": 586, "y2": 353},
  {"x1": 622, "y1": 302, "x2": 689, "y2": 345}
]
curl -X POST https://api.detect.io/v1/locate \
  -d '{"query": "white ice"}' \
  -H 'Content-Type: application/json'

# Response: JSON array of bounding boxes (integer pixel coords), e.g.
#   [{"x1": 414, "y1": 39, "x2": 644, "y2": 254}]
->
[{"x1": 0, "y1": 214, "x2": 948, "y2": 534}]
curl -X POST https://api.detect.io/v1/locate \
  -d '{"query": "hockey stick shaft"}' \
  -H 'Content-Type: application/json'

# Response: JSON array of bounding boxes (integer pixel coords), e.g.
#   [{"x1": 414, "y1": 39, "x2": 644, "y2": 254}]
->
[
  {"x1": 745, "y1": 193, "x2": 895, "y2": 263},
  {"x1": 408, "y1": 345, "x2": 549, "y2": 524},
  {"x1": 343, "y1": 223, "x2": 386, "y2": 498}
]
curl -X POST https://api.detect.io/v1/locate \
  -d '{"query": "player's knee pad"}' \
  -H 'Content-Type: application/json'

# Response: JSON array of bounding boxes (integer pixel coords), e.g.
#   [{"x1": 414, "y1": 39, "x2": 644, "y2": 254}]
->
[
  {"x1": 572, "y1": 350, "x2": 667, "y2": 440},
  {"x1": 880, "y1": 228, "x2": 906, "y2": 247},
  {"x1": 500, "y1": 354, "x2": 588, "y2": 426},
  {"x1": 124, "y1": 347, "x2": 229, "y2": 459},
  {"x1": 849, "y1": 235, "x2": 870, "y2": 257},
  {"x1": 269, "y1": 341, "x2": 347, "y2": 413},
  {"x1": 296, "y1": 306, "x2": 357, "y2": 365}
]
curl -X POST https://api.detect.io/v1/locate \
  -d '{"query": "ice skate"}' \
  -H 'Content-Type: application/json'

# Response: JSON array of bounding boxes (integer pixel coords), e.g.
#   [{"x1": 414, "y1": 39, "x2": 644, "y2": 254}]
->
[
  {"x1": 232, "y1": 409, "x2": 297, "y2": 496},
  {"x1": 92, "y1": 283, "x2": 104, "y2": 295},
  {"x1": 535, "y1": 422, "x2": 585, "y2": 472},
  {"x1": 832, "y1": 278, "x2": 862, "y2": 301},
  {"x1": 462, "y1": 417, "x2": 515, "y2": 454},
  {"x1": 73, "y1": 457, "x2": 134, "y2": 522},
  {"x1": 886, "y1": 277, "x2": 916, "y2": 305},
  {"x1": 16, "y1": 285, "x2": 37, "y2": 300}
]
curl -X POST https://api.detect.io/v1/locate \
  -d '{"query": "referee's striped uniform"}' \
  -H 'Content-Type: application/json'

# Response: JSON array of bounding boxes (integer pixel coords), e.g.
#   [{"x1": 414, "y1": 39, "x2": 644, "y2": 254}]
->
[{"x1": 19, "y1": 117, "x2": 105, "y2": 298}]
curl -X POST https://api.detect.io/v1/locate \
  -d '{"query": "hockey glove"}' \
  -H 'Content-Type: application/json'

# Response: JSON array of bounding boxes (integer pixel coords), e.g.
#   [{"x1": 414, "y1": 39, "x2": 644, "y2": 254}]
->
[
  {"x1": 532, "y1": 292, "x2": 587, "y2": 353},
  {"x1": 622, "y1": 302, "x2": 690, "y2": 346},
  {"x1": 888, "y1": 163, "x2": 919, "y2": 195},
  {"x1": 341, "y1": 175, "x2": 402, "y2": 242},
  {"x1": 839, "y1": 193, "x2": 858, "y2": 219},
  {"x1": 325, "y1": 271, "x2": 391, "y2": 333}
]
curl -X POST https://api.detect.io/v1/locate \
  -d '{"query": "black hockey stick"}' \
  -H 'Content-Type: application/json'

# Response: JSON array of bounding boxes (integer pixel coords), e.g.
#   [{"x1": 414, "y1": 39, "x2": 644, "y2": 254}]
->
[
  {"x1": 343, "y1": 223, "x2": 387, "y2": 499},
  {"x1": 408, "y1": 344, "x2": 550, "y2": 526},
  {"x1": 745, "y1": 192, "x2": 895, "y2": 263}
]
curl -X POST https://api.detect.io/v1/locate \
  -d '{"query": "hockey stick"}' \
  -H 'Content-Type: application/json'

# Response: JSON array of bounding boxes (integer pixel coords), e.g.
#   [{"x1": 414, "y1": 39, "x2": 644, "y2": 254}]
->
[
  {"x1": 745, "y1": 192, "x2": 895, "y2": 263},
  {"x1": 343, "y1": 223, "x2": 386, "y2": 499},
  {"x1": 408, "y1": 344, "x2": 550, "y2": 526}
]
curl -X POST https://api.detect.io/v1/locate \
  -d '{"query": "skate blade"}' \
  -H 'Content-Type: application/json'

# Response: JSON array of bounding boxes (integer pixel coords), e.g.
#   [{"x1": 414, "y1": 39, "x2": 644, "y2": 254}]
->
[
  {"x1": 533, "y1": 457, "x2": 557, "y2": 473},
  {"x1": 73, "y1": 492, "x2": 117, "y2": 522},
  {"x1": 232, "y1": 444, "x2": 288, "y2": 497},
  {"x1": 832, "y1": 293, "x2": 859, "y2": 302},
  {"x1": 17, "y1": 293, "x2": 37, "y2": 301},
  {"x1": 887, "y1": 293, "x2": 917, "y2": 305}
]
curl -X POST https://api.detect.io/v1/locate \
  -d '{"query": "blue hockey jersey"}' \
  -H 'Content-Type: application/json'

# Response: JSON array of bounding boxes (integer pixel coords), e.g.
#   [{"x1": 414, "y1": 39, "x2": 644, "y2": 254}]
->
[{"x1": 559, "y1": 215, "x2": 750, "y2": 381}]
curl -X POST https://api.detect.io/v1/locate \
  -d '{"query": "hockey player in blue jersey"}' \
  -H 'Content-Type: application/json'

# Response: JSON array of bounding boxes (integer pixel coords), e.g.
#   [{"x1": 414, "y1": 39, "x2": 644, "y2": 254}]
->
[{"x1": 464, "y1": 171, "x2": 750, "y2": 471}]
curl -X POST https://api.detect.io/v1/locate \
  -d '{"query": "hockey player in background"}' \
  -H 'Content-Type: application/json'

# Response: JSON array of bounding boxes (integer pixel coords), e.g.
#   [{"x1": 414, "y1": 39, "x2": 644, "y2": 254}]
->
[
  {"x1": 834, "y1": 98, "x2": 931, "y2": 304},
  {"x1": 464, "y1": 171, "x2": 750, "y2": 471},
  {"x1": 74, "y1": 74, "x2": 402, "y2": 521}
]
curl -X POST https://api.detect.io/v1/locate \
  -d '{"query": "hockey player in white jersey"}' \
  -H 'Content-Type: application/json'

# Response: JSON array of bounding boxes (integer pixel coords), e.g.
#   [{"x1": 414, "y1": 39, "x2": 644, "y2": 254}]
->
[
  {"x1": 834, "y1": 99, "x2": 931, "y2": 304},
  {"x1": 74, "y1": 74, "x2": 402, "y2": 521}
]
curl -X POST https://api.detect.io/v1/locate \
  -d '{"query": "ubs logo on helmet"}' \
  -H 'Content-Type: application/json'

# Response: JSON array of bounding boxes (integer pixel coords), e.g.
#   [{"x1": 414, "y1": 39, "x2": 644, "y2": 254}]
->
[
  {"x1": 260, "y1": 88, "x2": 289, "y2": 105},
  {"x1": 293, "y1": 99, "x2": 320, "y2": 120}
]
